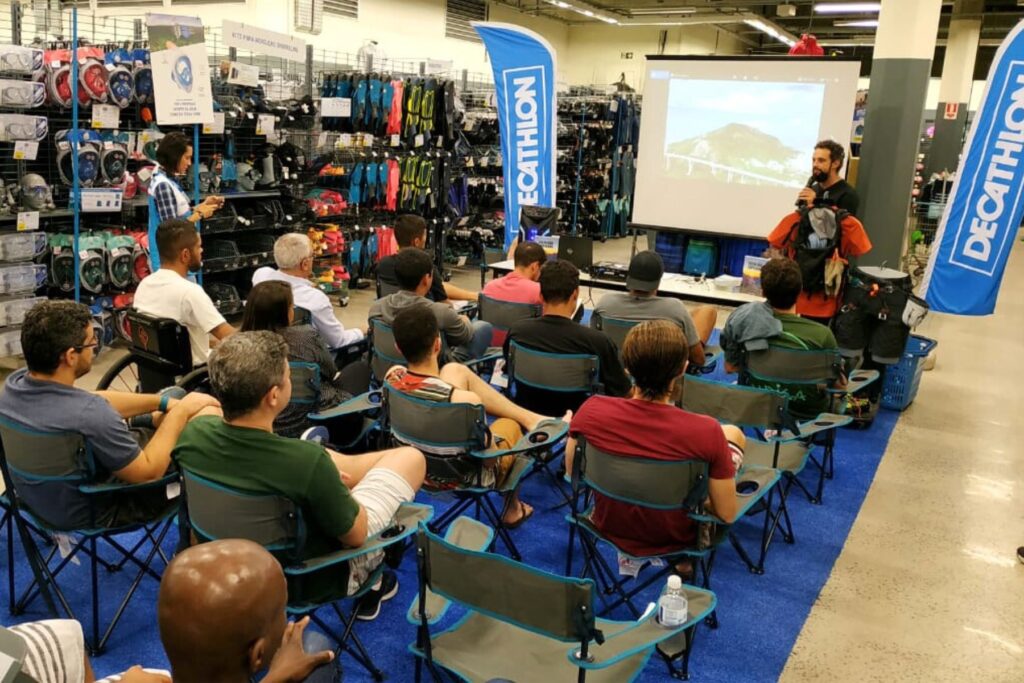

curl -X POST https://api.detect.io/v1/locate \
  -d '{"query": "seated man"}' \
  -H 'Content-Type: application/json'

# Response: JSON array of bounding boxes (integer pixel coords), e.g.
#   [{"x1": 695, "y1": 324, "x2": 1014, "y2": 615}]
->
[
  {"x1": 252, "y1": 232, "x2": 365, "y2": 351},
  {"x1": 134, "y1": 218, "x2": 236, "y2": 366},
  {"x1": 376, "y1": 214, "x2": 478, "y2": 304},
  {"x1": 387, "y1": 306, "x2": 568, "y2": 526},
  {"x1": 0, "y1": 301, "x2": 218, "y2": 530},
  {"x1": 568, "y1": 320, "x2": 743, "y2": 565},
  {"x1": 174, "y1": 332, "x2": 425, "y2": 620},
  {"x1": 505, "y1": 259, "x2": 631, "y2": 415},
  {"x1": 158, "y1": 539, "x2": 339, "y2": 683},
  {"x1": 591, "y1": 250, "x2": 716, "y2": 366},
  {"x1": 481, "y1": 240, "x2": 545, "y2": 345},
  {"x1": 369, "y1": 248, "x2": 493, "y2": 363},
  {"x1": 722, "y1": 258, "x2": 840, "y2": 418}
]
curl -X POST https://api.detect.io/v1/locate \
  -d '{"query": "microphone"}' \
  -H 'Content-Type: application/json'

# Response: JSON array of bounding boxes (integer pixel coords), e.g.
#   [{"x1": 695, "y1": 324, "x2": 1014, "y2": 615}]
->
[{"x1": 796, "y1": 176, "x2": 817, "y2": 208}]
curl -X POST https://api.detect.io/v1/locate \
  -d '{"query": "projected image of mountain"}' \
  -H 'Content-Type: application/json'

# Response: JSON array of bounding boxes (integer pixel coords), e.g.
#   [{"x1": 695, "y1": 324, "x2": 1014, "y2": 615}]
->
[
  {"x1": 666, "y1": 123, "x2": 804, "y2": 187},
  {"x1": 662, "y1": 78, "x2": 826, "y2": 187}
]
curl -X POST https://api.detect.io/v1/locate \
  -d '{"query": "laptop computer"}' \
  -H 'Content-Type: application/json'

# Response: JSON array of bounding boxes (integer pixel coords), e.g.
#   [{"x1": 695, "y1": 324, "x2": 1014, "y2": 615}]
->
[{"x1": 556, "y1": 234, "x2": 594, "y2": 272}]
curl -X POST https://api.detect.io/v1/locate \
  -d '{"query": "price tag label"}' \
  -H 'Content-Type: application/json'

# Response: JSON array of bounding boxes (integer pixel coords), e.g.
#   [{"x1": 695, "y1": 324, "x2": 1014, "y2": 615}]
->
[
  {"x1": 414, "y1": 134, "x2": 424, "y2": 148},
  {"x1": 80, "y1": 188, "x2": 123, "y2": 213},
  {"x1": 13, "y1": 141, "x2": 38, "y2": 160},
  {"x1": 321, "y1": 97, "x2": 352, "y2": 118},
  {"x1": 256, "y1": 114, "x2": 276, "y2": 136},
  {"x1": 91, "y1": 103, "x2": 120, "y2": 129},
  {"x1": 226, "y1": 61, "x2": 259, "y2": 87},
  {"x1": 16, "y1": 211, "x2": 39, "y2": 232},
  {"x1": 610, "y1": 99, "x2": 619, "y2": 113},
  {"x1": 339, "y1": 133, "x2": 352, "y2": 148},
  {"x1": 202, "y1": 112, "x2": 225, "y2": 135},
  {"x1": 363, "y1": 134, "x2": 374, "y2": 147},
  {"x1": 480, "y1": 157, "x2": 489, "y2": 168},
  {"x1": 390, "y1": 134, "x2": 400, "y2": 147}
]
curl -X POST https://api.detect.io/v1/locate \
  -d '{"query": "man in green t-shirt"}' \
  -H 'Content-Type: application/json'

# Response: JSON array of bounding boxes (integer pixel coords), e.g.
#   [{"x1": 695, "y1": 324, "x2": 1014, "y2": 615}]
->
[
  {"x1": 754, "y1": 258, "x2": 840, "y2": 417},
  {"x1": 174, "y1": 331, "x2": 425, "y2": 621}
]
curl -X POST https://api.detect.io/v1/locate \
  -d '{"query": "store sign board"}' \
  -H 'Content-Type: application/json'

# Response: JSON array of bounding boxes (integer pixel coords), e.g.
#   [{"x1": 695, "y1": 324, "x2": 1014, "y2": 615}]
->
[
  {"x1": 944, "y1": 102, "x2": 960, "y2": 120},
  {"x1": 922, "y1": 24, "x2": 1024, "y2": 315},
  {"x1": 146, "y1": 14, "x2": 214, "y2": 125},
  {"x1": 473, "y1": 22, "x2": 558, "y2": 249},
  {"x1": 222, "y1": 21, "x2": 305, "y2": 63}
]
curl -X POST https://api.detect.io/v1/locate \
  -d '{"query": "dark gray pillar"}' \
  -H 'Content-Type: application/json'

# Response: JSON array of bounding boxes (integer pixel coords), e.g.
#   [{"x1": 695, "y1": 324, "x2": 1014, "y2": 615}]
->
[
  {"x1": 927, "y1": 104, "x2": 969, "y2": 176},
  {"x1": 857, "y1": 0, "x2": 943, "y2": 268}
]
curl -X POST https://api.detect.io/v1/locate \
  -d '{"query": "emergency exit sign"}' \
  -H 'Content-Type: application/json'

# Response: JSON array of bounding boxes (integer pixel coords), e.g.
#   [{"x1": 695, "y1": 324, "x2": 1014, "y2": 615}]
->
[{"x1": 944, "y1": 102, "x2": 960, "y2": 120}]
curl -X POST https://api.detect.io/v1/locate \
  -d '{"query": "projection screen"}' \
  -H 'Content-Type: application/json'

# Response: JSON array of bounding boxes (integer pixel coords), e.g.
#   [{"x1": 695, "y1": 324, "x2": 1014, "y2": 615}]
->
[{"x1": 633, "y1": 56, "x2": 861, "y2": 239}]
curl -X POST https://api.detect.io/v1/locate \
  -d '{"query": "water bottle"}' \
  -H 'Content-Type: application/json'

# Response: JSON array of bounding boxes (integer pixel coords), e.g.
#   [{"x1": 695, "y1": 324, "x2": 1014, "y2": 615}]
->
[{"x1": 657, "y1": 575, "x2": 688, "y2": 628}]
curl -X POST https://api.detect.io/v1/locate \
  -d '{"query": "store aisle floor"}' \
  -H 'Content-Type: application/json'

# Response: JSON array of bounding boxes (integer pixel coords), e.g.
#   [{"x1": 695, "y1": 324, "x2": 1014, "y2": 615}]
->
[{"x1": 781, "y1": 237, "x2": 1024, "y2": 682}]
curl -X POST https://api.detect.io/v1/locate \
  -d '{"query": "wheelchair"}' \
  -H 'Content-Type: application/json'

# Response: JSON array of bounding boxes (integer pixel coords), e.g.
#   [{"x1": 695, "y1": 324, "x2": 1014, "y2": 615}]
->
[{"x1": 96, "y1": 310, "x2": 209, "y2": 393}]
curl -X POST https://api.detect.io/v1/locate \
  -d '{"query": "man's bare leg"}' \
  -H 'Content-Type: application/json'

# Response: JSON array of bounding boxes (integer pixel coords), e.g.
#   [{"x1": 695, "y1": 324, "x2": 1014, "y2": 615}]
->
[
  {"x1": 328, "y1": 446, "x2": 426, "y2": 491},
  {"x1": 440, "y1": 362, "x2": 550, "y2": 430},
  {"x1": 690, "y1": 305, "x2": 718, "y2": 344}
]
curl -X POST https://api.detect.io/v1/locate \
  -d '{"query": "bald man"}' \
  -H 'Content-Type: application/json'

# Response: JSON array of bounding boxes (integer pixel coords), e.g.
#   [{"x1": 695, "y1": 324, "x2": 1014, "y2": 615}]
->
[{"x1": 157, "y1": 539, "x2": 336, "y2": 683}]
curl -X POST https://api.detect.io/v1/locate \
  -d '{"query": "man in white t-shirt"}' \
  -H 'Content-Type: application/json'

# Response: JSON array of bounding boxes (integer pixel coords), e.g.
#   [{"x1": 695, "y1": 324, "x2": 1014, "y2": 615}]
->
[{"x1": 134, "y1": 219, "x2": 236, "y2": 366}]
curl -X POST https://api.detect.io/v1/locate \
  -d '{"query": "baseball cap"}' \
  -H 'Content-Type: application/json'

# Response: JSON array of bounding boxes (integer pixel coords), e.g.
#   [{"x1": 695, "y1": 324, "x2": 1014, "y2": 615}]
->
[{"x1": 626, "y1": 250, "x2": 664, "y2": 292}]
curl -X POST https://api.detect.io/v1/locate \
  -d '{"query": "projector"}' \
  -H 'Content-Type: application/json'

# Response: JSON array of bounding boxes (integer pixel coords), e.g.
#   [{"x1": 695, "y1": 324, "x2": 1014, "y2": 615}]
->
[
  {"x1": 592, "y1": 261, "x2": 630, "y2": 282},
  {"x1": 777, "y1": 3, "x2": 797, "y2": 17}
]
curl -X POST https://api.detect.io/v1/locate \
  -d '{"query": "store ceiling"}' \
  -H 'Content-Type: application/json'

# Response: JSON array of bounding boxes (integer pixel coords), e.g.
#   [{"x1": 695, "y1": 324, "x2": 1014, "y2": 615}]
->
[{"x1": 498, "y1": 0, "x2": 1024, "y2": 77}]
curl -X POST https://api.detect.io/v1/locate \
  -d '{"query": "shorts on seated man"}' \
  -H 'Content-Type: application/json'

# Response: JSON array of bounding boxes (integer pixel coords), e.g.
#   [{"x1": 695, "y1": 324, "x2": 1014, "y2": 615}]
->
[
  {"x1": 133, "y1": 218, "x2": 236, "y2": 366},
  {"x1": 173, "y1": 331, "x2": 425, "y2": 620},
  {"x1": 369, "y1": 248, "x2": 493, "y2": 363},
  {"x1": 591, "y1": 250, "x2": 716, "y2": 366},
  {"x1": 386, "y1": 306, "x2": 568, "y2": 527},
  {"x1": 0, "y1": 301, "x2": 220, "y2": 530},
  {"x1": 567, "y1": 321, "x2": 743, "y2": 562}
]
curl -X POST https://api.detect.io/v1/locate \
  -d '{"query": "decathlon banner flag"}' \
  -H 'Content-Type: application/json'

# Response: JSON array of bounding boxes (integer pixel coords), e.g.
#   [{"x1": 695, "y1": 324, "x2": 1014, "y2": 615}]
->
[
  {"x1": 146, "y1": 14, "x2": 214, "y2": 125},
  {"x1": 473, "y1": 22, "x2": 557, "y2": 248},
  {"x1": 921, "y1": 22, "x2": 1024, "y2": 315}
]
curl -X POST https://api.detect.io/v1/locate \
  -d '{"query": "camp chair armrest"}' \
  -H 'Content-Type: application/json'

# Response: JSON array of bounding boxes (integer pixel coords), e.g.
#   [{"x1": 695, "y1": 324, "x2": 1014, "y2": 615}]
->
[
  {"x1": 309, "y1": 390, "x2": 382, "y2": 422},
  {"x1": 571, "y1": 587, "x2": 717, "y2": 670},
  {"x1": 463, "y1": 349, "x2": 504, "y2": 370},
  {"x1": 775, "y1": 413, "x2": 852, "y2": 442},
  {"x1": 288, "y1": 503, "x2": 431, "y2": 575},
  {"x1": 79, "y1": 472, "x2": 179, "y2": 495},
  {"x1": 828, "y1": 369, "x2": 880, "y2": 396},
  {"x1": 334, "y1": 337, "x2": 370, "y2": 360},
  {"x1": 407, "y1": 517, "x2": 495, "y2": 625},
  {"x1": 487, "y1": 418, "x2": 570, "y2": 459}
]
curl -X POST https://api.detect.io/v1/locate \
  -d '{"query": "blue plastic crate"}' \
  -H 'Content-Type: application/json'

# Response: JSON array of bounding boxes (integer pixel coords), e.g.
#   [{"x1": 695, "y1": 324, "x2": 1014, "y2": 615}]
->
[{"x1": 880, "y1": 335, "x2": 938, "y2": 411}]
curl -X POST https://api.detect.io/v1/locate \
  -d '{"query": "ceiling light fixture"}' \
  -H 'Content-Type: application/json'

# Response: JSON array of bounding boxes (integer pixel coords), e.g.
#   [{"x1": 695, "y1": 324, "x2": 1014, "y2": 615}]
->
[
  {"x1": 744, "y1": 18, "x2": 797, "y2": 47},
  {"x1": 629, "y1": 7, "x2": 698, "y2": 14},
  {"x1": 814, "y1": 2, "x2": 882, "y2": 14},
  {"x1": 542, "y1": 0, "x2": 623, "y2": 25},
  {"x1": 834, "y1": 19, "x2": 880, "y2": 27}
]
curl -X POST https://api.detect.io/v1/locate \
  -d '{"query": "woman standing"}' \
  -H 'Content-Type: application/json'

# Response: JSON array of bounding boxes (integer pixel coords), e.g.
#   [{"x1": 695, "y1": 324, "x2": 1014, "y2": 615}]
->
[{"x1": 148, "y1": 131, "x2": 224, "y2": 270}]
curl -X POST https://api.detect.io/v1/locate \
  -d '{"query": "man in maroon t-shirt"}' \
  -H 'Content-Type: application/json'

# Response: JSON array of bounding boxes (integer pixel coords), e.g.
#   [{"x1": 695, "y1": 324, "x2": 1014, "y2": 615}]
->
[{"x1": 567, "y1": 320, "x2": 744, "y2": 558}]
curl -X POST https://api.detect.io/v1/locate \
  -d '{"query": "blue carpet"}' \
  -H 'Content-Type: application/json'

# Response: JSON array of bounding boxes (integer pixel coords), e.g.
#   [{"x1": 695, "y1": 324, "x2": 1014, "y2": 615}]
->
[{"x1": 0, "y1": 381, "x2": 902, "y2": 682}]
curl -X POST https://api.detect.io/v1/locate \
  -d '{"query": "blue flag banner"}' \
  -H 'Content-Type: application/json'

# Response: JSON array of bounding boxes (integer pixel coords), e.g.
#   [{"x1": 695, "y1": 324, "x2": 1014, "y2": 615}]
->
[
  {"x1": 473, "y1": 22, "x2": 557, "y2": 249},
  {"x1": 922, "y1": 21, "x2": 1024, "y2": 315}
]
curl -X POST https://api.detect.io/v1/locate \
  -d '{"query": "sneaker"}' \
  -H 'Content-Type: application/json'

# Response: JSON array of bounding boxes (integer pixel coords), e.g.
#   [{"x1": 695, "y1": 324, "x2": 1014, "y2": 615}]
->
[
  {"x1": 355, "y1": 570, "x2": 399, "y2": 621},
  {"x1": 1018, "y1": 547, "x2": 1024, "y2": 564},
  {"x1": 300, "y1": 425, "x2": 330, "y2": 444}
]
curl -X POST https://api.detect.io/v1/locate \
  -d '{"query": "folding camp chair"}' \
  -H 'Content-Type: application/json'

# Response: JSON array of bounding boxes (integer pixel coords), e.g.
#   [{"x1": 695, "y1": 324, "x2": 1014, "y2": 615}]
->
[
  {"x1": 178, "y1": 467, "x2": 432, "y2": 681},
  {"x1": 742, "y1": 346, "x2": 878, "y2": 503},
  {"x1": 410, "y1": 517, "x2": 717, "y2": 682},
  {"x1": 287, "y1": 362, "x2": 379, "y2": 450},
  {"x1": 565, "y1": 436, "x2": 776, "y2": 630},
  {"x1": 477, "y1": 294, "x2": 541, "y2": 344},
  {"x1": 376, "y1": 277, "x2": 400, "y2": 299},
  {"x1": 369, "y1": 317, "x2": 501, "y2": 387},
  {"x1": 0, "y1": 418, "x2": 177, "y2": 655},
  {"x1": 679, "y1": 376, "x2": 824, "y2": 574},
  {"x1": 590, "y1": 313, "x2": 723, "y2": 375}
]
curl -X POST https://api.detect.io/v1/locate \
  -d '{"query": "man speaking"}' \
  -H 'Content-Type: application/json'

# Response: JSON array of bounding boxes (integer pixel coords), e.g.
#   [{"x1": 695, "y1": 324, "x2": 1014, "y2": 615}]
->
[{"x1": 796, "y1": 140, "x2": 860, "y2": 216}]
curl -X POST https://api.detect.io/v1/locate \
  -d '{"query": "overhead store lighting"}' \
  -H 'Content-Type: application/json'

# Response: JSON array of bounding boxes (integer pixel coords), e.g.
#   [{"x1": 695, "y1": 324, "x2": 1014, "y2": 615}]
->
[
  {"x1": 834, "y1": 19, "x2": 880, "y2": 27},
  {"x1": 543, "y1": 0, "x2": 619, "y2": 24},
  {"x1": 744, "y1": 18, "x2": 797, "y2": 47},
  {"x1": 629, "y1": 7, "x2": 698, "y2": 14},
  {"x1": 814, "y1": 2, "x2": 882, "y2": 13}
]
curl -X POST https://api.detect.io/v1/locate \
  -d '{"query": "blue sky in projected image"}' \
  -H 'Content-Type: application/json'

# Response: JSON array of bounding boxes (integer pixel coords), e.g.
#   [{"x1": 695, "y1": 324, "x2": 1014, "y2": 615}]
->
[{"x1": 665, "y1": 79, "x2": 825, "y2": 152}]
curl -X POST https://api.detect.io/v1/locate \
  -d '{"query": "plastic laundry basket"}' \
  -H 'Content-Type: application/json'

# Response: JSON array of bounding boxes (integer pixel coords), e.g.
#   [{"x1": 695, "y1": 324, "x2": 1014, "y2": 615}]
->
[{"x1": 880, "y1": 335, "x2": 938, "y2": 411}]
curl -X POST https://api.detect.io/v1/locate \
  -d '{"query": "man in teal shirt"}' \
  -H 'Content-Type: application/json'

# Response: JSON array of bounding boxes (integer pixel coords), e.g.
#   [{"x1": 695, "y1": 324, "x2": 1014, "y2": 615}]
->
[{"x1": 174, "y1": 331, "x2": 425, "y2": 620}]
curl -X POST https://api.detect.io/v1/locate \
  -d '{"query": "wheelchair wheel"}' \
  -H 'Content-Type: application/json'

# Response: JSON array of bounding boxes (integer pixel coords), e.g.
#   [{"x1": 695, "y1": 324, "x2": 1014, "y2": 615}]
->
[
  {"x1": 96, "y1": 353, "x2": 142, "y2": 392},
  {"x1": 177, "y1": 367, "x2": 210, "y2": 393}
]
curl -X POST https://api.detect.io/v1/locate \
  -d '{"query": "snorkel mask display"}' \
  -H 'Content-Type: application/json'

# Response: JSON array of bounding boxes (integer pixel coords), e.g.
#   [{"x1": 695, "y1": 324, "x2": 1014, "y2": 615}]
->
[
  {"x1": 0, "y1": 114, "x2": 47, "y2": 142},
  {"x1": 55, "y1": 129, "x2": 102, "y2": 187},
  {"x1": 18, "y1": 174, "x2": 56, "y2": 211},
  {"x1": 172, "y1": 55, "x2": 193, "y2": 93},
  {"x1": 0, "y1": 79, "x2": 45, "y2": 108},
  {"x1": 0, "y1": 45, "x2": 43, "y2": 75},
  {"x1": 235, "y1": 162, "x2": 262, "y2": 192},
  {"x1": 101, "y1": 144, "x2": 129, "y2": 185}
]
